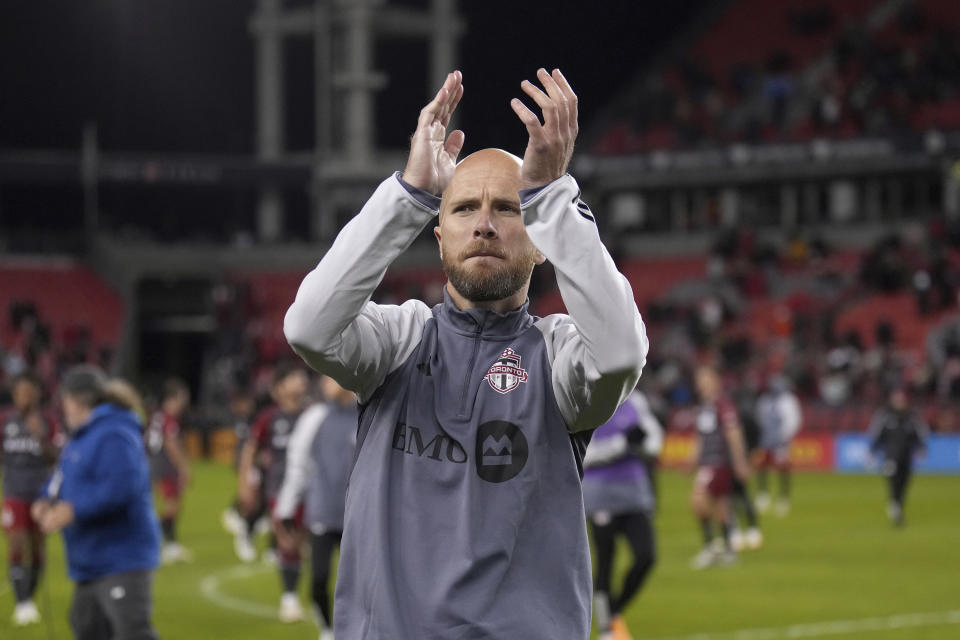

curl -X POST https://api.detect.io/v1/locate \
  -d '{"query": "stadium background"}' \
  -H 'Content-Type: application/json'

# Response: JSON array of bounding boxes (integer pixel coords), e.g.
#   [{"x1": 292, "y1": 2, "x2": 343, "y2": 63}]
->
[{"x1": 1, "y1": 0, "x2": 959, "y2": 638}]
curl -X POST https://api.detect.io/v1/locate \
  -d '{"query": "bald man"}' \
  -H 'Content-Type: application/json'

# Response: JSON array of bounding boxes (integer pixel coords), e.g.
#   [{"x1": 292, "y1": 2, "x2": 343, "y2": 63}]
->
[{"x1": 285, "y1": 69, "x2": 647, "y2": 639}]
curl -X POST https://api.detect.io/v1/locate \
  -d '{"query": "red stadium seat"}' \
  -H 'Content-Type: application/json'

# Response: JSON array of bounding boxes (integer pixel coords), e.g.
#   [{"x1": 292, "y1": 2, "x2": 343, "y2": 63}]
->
[{"x1": 0, "y1": 262, "x2": 124, "y2": 354}]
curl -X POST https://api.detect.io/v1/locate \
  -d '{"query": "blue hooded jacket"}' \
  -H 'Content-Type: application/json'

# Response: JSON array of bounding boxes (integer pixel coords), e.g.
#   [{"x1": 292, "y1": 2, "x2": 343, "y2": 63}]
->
[{"x1": 45, "y1": 403, "x2": 160, "y2": 582}]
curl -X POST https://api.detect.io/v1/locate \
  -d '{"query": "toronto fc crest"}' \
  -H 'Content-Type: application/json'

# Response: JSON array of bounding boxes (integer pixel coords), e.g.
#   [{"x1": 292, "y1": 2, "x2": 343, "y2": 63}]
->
[{"x1": 484, "y1": 348, "x2": 529, "y2": 394}]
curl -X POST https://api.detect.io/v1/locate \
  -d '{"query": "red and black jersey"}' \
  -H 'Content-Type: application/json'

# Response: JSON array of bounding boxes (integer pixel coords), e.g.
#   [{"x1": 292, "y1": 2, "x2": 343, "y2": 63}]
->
[
  {"x1": 696, "y1": 395, "x2": 738, "y2": 468},
  {"x1": 249, "y1": 406, "x2": 302, "y2": 498},
  {"x1": 1, "y1": 408, "x2": 60, "y2": 500},
  {"x1": 146, "y1": 410, "x2": 181, "y2": 479}
]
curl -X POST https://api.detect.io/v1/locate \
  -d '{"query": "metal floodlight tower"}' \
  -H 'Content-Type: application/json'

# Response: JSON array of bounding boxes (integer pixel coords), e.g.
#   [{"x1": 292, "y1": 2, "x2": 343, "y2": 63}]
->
[{"x1": 250, "y1": 0, "x2": 464, "y2": 241}]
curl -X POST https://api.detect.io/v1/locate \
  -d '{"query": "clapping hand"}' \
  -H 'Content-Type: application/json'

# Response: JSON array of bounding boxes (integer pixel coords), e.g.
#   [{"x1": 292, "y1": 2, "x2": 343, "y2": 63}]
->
[
  {"x1": 510, "y1": 68, "x2": 579, "y2": 190},
  {"x1": 402, "y1": 70, "x2": 466, "y2": 195}
]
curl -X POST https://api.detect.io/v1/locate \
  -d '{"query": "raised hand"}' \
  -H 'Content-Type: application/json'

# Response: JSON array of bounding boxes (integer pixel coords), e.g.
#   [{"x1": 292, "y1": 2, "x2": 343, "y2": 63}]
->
[
  {"x1": 402, "y1": 70, "x2": 466, "y2": 196},
  {"x1": 510, "y1": 68, "x2": 579, "y2": 190}
]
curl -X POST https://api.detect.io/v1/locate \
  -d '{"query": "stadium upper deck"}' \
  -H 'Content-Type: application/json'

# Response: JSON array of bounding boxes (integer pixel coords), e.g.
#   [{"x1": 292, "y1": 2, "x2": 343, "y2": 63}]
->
[{"x1": 589, "y1": 0, "x2": 960, "y2": 154}]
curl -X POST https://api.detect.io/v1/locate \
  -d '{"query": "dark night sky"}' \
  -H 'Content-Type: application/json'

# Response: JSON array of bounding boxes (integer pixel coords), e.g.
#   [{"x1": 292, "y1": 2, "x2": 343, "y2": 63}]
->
[{"x1": 0, "y1": 1, "x2": 708, "y2": 157}]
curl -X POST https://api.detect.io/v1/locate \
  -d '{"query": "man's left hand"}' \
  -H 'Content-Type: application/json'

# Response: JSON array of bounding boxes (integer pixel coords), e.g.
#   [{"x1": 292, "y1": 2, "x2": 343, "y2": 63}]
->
[
  {"x1": 274, "y1": 518, "x2": 298, "y2": 553},
  {"x1": 39, "y1": 501, "x2": 74, "y2": 533},
  {"x1": 402, "y1": 70, "x2": 466, "y2": 195},
  {"x1": 511, "y1": 68, "x2": 579, "y2": 190}
]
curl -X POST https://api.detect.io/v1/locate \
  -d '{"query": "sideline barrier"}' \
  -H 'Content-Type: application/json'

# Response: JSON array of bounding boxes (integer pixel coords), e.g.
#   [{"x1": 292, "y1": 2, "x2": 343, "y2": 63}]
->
[
  {"x1": 836, "y1": 434, "x2": 960, "y2": 474},
  {"x1": 785, "y1": 433, "x2": 834, "y2": 471},
  {"x1": 661, "y1": 432, "x2": 960, "y2": 474}
]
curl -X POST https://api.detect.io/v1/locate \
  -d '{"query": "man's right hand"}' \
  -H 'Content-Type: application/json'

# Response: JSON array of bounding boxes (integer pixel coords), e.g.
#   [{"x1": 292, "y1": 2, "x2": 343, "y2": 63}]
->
[
  {"x1": 401, "y1": 70, "x2": 465, "y2": 196},
  {"x1": 511, "y1": 68, "x2": 579, "y2": 190},
  {"x1": 31, "y1": 499, "x2": 52, "y2": 524},
  {"x1": 39, "y1": 501, "x2": 74, "y2": 534},
  {"x1": 274, "y1": 518, "x2": 297, "y2": 553}
]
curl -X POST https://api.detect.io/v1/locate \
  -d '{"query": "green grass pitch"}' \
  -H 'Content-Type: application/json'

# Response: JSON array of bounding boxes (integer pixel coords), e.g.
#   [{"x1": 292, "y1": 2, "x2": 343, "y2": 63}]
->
[{"x1": 2, "y1": 463, "x2": 958, "y2": 639}]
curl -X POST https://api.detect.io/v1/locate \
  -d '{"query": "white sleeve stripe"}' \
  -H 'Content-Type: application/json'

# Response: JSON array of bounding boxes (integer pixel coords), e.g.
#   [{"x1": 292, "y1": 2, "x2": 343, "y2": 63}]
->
[
  {"x1": 628, "y1": 391, "x2": 664, "y2": 456},
  {"x1": 274, "y1": 403, "x2": 329, "y2": 520}
]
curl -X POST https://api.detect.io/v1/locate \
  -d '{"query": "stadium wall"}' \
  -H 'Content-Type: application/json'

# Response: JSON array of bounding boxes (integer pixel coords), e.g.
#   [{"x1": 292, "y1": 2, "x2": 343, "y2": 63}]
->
[
  {"x1": 660, "y1": 433, "x2": 960, "y2": 474},
  {"x1": 184, "y1": 427, "x2": 960, "y2": 474}
]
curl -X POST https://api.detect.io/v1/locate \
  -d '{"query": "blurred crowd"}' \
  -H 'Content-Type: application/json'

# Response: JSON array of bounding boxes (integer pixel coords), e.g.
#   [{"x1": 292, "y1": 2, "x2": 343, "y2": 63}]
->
[
  {"x1": 625, "y1": 216, "x2": 960, "y2": 434},
  {"x1": 6, "y1": 214, "x2": 960, "y2": 438},
  {"x1": 0, "y1": 301, "x2": 112, "y2": 407},
  {"x1": 188, "y1": 218, "x2": 960, "y2": 439},
  {"x1": 594, "y1": 0, "x2": 960, "y2": 153}
]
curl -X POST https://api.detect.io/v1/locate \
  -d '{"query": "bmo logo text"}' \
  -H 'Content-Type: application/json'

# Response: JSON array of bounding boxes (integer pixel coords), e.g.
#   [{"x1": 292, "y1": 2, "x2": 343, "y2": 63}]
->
[{"x1": 475, "y1": 421, "x2": 528, "y2": 483}]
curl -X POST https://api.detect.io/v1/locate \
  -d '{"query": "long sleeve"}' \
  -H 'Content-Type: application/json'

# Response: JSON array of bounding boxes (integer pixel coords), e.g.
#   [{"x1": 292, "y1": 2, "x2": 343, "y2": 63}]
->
[
  {"x1": 68, "y1": 434, "x2": 142, "y2": 522},
  {"x1": 525, "y1": 175, "x2": 648, "y2": 432},
  {"x1": 912, "y1": 414, "x2": 930, "y2": 452},
  {"x1": 284, "y1": 174, "x2": 437, "y2": 402},
  {"x1": 275, "y1": 404, "x2": 329, "y2": 520},
  {"x1": 868, "y1": 410, "x2": 887, "y2": 452},
  {"x1": 629, "y1": 392, "x2": 664, "y2": 457},
  {"x1": 781, "y1": 392, "x2": 802, "y2": 440},
  {"x1": 582, "y1": 392, "x2": 661, "y2": 468},
  {"x1": 582, "y1": 432, "x2": 629, "y2": 468}
]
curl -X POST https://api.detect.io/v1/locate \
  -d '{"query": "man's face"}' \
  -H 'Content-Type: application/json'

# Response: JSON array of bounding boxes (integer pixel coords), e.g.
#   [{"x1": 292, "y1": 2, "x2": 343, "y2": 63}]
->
[
  {"x1": 12, "y1": 379, "x2": 39, "y2": 413},
  {"x1": 695, "y1": 367, "x2": 720, "y2": 402},
  {"x1": 321, "y1": 375, "x2": 354, "y2": 405},
  {"x1": 274, "y1": 370, "x2": 308, "y2": 409},
  {"x1": 166, "y1": 389, "x2": 189, "y2": 416},
  {"x1": 61, "y1": 394, "x2": 86, "y2": 432},
  {"x1": 890, "y1": 389, "x2": 908, "y2": 411},
  {"x1": 434, "y1": 150, "x2": 544, "y2": 304}
]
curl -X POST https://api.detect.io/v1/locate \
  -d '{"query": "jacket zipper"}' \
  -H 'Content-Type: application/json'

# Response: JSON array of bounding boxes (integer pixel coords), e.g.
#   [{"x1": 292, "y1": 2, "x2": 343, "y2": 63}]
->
[{"x1": 458, "y1": 318, "x2": 485, "y2": 417}]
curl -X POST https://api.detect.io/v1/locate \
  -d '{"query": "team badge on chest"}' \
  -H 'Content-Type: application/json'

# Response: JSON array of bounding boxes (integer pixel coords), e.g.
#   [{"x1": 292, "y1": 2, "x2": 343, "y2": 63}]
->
[{"x1": 484, "y1": 348, "x2": 529, "y2": 394}]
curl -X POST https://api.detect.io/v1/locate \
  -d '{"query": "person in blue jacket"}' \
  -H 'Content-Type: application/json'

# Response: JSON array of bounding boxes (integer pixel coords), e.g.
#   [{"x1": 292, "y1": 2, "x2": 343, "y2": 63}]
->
[{"x1": 31, "y1": 366, "x2": 161, "y2": 640}]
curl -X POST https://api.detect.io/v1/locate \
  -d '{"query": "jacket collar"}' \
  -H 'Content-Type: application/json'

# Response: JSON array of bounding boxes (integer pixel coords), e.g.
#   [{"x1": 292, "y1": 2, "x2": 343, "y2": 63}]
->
[
  {"x1": 437, "y1": 289, "x2": 533, "y2": 338},
  {"x1": 76, "y1": 403, "x2": 137, "y2": 437}
]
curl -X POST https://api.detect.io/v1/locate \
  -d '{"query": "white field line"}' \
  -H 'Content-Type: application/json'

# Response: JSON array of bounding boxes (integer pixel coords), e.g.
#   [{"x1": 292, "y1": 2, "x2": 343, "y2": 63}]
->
[
  {"x1": 198, "y1": 564, "x2": 280, "y2": 619},
  {"x1": 650, "y1": 609, "x2": 960, "y2": 640},
  {"x1": 197, "y1": 570, "x2": 960, "y2": 639}
]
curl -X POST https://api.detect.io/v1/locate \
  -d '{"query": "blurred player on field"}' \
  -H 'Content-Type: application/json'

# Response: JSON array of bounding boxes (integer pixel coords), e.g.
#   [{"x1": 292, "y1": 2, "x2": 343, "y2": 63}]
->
[
  {"x1": 728, "y1": 385, "x2": 762, "y2": 551},
  {"x1": 582, "y1": 389, "x2": 662, "y2": 640},
  {"x1": 221, "y1": 387, "x2": 264, "y2": 562},
  {"x1": 1, "y1": 370, "x2": 60, "y2": 626},
  {"x1": 145, "y1": 378, "x2": 192, "y2": 563},
  {"x1": 275, "y1": 375, "x2": 357, "y2": 640},
  {"x1": 753, "y1": 373, "x2": 801, "y2": 516},
  {"x1": 689, "y1": 364, "x2": 750, "y2": 569},
  {"x1": 238, "y1": 362, "x2": 309, "y2": 622},
  {"x1": 868, "y1": 387, "x2": 928, "y2": 526}
]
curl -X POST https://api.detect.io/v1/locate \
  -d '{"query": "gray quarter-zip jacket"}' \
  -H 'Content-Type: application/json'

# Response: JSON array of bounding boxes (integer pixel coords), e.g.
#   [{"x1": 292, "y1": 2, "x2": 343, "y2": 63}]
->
[
  {"x1": 274, "y1": 400, "x2": 358, "y2": 533},
  {"x1": 284, "y1": 172, "x2": 648, "y2": 639}
]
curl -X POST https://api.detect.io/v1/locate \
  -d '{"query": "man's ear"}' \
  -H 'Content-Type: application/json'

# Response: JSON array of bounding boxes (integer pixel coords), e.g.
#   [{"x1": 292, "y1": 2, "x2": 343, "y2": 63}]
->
[
  {"x1": 434, "y1": 225, "x2": 443, "y2": 259},
  {"x1": 534, "y1": 249, "x2": 546, "y2": 265}
]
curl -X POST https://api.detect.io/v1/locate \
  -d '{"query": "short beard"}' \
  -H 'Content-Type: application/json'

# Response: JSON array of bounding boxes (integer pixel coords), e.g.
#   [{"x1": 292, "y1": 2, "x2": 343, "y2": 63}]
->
[{"x1": 443, "y1": 251, "x2": 533, "y2": 303}]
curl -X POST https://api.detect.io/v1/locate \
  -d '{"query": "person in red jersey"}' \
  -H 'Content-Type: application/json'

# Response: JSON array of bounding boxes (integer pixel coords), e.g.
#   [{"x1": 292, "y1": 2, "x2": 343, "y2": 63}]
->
[
  {"x1": 238, "y1": 362, "x2": 309, "y2": 622},
  {"x1": 1, "y1": 370, "x2": 60, "y2": 626},
  {"x1": 222, "y1": 388, "x2": 264, "y2": 563},
  {"x1": 145, "y1": 378, "x2": 191, "y2": 564},
  {"x1": 689, "y1": 364, "x2": 750, "y2": 569}
]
